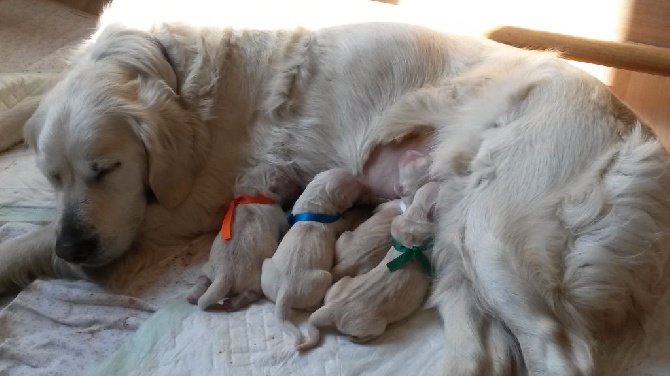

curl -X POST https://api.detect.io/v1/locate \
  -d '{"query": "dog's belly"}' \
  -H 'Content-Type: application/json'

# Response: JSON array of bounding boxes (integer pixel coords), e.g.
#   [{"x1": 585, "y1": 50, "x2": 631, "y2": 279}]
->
[{"x1": 360, "y1": 133, "x2": 431, "y2": 199}]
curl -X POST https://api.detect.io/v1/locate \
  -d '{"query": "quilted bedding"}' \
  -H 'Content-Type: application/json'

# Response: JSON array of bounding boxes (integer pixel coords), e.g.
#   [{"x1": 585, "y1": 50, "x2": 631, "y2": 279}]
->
[{"x1": 2, "y1": 0, "x2": 670, "y2": 375}]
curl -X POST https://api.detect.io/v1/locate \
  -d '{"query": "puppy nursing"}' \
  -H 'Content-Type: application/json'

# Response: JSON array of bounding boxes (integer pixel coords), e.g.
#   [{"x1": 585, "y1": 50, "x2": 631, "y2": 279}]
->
[
  {"x1": 261, "y1": 168, "x2": 366, "y2": 345},
  {"x1": 331, "y1": 200, "x2": 401, "y2": 281},
  {"x1": 187, "y1": 164, "x2": 297, "y2": 311},
  {"x1": 331, "y1": 150, "x2": 432, "y2": 281},
  {"x1": 298, "y1": 153, "x2": 435, "y2": 351}
]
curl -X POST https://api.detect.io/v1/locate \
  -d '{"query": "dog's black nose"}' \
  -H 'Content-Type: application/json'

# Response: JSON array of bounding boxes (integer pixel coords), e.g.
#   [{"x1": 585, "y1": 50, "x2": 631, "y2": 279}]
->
[{"x1": 55, "y1": 231, "x2": 99, "y2": 264}]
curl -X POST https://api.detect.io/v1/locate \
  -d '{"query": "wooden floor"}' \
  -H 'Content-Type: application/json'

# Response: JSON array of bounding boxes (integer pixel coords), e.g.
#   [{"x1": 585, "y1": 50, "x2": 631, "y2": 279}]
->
[{"x1": 54, "y1": 0, "x2": 670, "y2": 145}]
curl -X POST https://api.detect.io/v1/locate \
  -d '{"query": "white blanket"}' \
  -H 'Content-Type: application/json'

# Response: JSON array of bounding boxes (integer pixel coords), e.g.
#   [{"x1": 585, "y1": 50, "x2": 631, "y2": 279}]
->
[{"x1": 89, "y1": 302, "x2": 444, "y2": 376}]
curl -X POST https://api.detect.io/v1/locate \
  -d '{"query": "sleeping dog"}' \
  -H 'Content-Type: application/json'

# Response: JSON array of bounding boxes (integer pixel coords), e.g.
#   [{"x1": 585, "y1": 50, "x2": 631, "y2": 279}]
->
[{"x1": 1, "y1": 9, "x2": 670, "y2": 374}]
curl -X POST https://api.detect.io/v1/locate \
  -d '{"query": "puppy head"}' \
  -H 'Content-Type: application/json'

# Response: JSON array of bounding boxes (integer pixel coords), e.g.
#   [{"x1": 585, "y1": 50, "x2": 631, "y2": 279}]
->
[
  {"x1": 24, "y1": 25, "x2": 209, "y2": 266},
  {"x1": 397, "y1": 150, "x2": 431, "y2": 199},
  {"x1": 294, "y1": 168, "x2": 366, "y2": 213},
  {"x1": 324, "y1": 169, "x2": 366, "y2": 210},
  {"x1": 391, "y1": 182, "x2": 440, "y2": 247}
]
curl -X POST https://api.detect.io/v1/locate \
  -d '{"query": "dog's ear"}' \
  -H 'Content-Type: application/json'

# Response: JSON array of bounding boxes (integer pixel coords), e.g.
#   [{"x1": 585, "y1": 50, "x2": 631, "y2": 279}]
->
[
  {"x1": 128, "y1": 77, "x2": 209, "y2": 208},
  {"x1": 88, "y1": 26, "x2": 178, "y2": 92}
]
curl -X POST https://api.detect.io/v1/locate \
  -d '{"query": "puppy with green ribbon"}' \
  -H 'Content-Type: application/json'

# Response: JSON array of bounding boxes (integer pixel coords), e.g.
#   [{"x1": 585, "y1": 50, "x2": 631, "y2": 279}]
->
[
  {"x1": 330, "y1": 150, "x2": 432, "y2": 282},
  {"x1": 298, "y1": 181, "x2": 439, "y2": 351}
]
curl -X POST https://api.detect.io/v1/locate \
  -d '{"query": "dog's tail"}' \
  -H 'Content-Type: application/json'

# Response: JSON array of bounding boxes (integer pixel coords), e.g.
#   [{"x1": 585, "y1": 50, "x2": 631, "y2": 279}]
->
[
  {"x1": 0, "y1": 96, "x2": 42, "y2": 152},
  {"x1": 196, "y1": 276, "x2": 233, "y2": 310},
  {"x1": 275, "y1": 288, "x2": 302, "y2": 348},
  {"x1": 296, "y1": 306, "x2": 331, "y2": 351}
]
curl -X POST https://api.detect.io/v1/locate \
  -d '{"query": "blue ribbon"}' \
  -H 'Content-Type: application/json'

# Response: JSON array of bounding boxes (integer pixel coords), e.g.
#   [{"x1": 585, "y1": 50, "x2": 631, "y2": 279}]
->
[{"x1": 288, "y1": 212, "x2": 341, "y2": 226}]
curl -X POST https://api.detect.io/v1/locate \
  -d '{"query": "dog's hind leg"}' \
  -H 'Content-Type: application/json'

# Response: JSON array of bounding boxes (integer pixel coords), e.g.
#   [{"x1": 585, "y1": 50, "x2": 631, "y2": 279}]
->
[
  {"x1": 275, "y1": 288, "x2": 303, "y2": 348},
  {"x1": 471, "y1": 233, "x2": 593, "y2": 376},
  {"x1": 432, "y1": 280, "x2": 490, "y2": 376},
  {"x1": 196, "y1": 274, "x2": 233, "y2": 310},
  {"x1": 187, "y1": 275, "x2": 210, "y2": 304},
  {"x1": 220, "y1": 289, "x2": 263, "y2": 312}
]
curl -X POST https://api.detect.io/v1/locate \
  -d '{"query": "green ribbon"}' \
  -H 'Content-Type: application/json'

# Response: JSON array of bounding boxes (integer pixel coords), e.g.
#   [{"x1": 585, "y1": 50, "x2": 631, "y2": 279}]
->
[{"x1": 387, "y1": 237, "x2": 434, "y2": 277}]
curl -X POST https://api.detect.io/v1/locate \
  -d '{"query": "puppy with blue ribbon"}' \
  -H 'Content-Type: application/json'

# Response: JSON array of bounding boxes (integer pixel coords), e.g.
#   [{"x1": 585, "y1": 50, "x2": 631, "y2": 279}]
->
[
  {"x1": 261, "y1": 168, "x2": 368, "y2": 348},
  {"x1": 298, "y1": 153, "x2": 436, "y2": 351}
]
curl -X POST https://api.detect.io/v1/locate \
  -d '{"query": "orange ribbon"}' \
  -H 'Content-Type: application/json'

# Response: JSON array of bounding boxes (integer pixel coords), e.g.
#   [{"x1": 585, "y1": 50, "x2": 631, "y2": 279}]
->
[{"x1": 221, "y1": 195, "x2": 275, "y2": 240}]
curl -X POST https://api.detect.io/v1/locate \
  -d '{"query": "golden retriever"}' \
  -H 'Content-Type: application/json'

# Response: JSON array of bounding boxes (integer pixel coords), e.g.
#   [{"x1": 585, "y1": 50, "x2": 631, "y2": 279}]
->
[{"x1": 1, "y1": 11, "x2": 670, "y2": 376}]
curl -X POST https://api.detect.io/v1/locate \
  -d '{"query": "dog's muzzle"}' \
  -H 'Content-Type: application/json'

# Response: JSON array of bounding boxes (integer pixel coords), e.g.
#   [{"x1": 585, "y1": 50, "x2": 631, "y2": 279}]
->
[{"x1": 55, "y1": 222, "x2": 99, "y2": 264}]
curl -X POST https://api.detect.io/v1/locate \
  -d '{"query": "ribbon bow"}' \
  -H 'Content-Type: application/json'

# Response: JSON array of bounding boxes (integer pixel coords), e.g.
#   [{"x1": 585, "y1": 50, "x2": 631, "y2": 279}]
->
[
  {"x1": 221, "y1": 195, "x2": 275, "y2": 240},
  {"x1": 288, "y1": 212, "x2": 341, "y2": 226},
  {"x1": 386, "y1": 237, "x2": 434, "y2": 277}
]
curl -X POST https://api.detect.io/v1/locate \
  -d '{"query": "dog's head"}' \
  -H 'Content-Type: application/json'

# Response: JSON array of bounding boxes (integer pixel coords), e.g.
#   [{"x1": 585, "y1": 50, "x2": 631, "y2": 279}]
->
[{"x1": 24, "y1": 25, "x2": 209, "y2": 266}]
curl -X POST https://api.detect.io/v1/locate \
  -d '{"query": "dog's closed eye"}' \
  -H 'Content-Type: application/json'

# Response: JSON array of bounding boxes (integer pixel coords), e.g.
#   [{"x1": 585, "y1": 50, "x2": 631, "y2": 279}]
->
[{"x1": 91, "y1": 161, "x2": 121, "y2": 182}]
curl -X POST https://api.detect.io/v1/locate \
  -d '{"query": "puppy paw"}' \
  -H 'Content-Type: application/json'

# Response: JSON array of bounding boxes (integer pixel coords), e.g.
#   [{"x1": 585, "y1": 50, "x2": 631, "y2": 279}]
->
[
  {"x1": 197, "y1": 276, "x2": 234, "y2": 310},
  {"x1": 221, "y1": 290, "x2": 263, "y2": 312},
  {"x1": 186, "y1": 275, "x2": 211, "y2": 305}
]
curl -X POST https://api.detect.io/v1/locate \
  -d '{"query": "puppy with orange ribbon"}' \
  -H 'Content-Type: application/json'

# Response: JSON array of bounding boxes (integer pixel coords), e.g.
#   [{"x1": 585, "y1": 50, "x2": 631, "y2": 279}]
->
[{"x1": 187, "y1": 164, "x2": 299, "y2": 311}]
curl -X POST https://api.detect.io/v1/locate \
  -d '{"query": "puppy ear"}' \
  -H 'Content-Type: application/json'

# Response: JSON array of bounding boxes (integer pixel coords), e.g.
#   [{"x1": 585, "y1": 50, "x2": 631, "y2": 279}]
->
[{"x1": 129, "y1": 77, "x2": 209, "y2": 208}]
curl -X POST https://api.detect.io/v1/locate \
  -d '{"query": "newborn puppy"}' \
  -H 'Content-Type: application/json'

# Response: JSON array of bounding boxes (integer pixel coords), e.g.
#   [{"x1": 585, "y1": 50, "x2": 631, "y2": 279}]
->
[
  {"x1": 187, "y1": 164, "x2": 298, "y2": 311},
  {"x1": 298, "y1": 181, "x2": 440, "y2": 351},
  {"x1": 331, "y1": 200, "x2": 402, "y2": 281},
  {"x1": 261, "y1": 168, "x2": 367, "y2": 347},
  {"x1": 331, "y1": 150, "x2": 432, "y2": 281}
]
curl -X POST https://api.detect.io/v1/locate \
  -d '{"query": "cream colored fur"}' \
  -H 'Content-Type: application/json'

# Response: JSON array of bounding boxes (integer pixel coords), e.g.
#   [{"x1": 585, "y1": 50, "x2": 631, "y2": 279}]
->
[
  {"x1": 187, "y1": 164, "x2": 299, "y2": 311},
  {"x1": 299, "y1": 181, "x2": 438, "y2": 350},
  {"x1": 331, "y1": 150, "x2": 431, "y2": 281},
  {"x1": 0, "y1": 12, "x2": 668, "y2": 375},
  {"x1": 331, "y1": 200, "x2": 400, "y2": 281},
  {"x1": 261, "y1": 168, "x2": 367, "y2": 347}
]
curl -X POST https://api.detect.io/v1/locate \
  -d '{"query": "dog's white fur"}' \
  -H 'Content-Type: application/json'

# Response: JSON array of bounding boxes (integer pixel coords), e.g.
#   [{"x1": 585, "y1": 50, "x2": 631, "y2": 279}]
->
[
  {"x1": 187, "y1": 164, "x2": 299, "y2": 310},
  {"x1": 409, "y1": 54, "x2": 670, "y2": 375},
  {"x1": 1, "y1": 14, "x2": 669, "y2": 375},
  {"x1": 261, "y1": 168, "x2": 366, "y2": 347},
  {"x1": 299, "y1": 177, "x2": 437, "y2": 351}
]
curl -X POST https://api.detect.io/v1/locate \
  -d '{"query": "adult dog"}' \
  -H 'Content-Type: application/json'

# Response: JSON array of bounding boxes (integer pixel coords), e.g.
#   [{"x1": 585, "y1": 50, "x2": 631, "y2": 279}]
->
[{"x1": 1, "y1": 13, "x2": 670, "y2": 376}]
